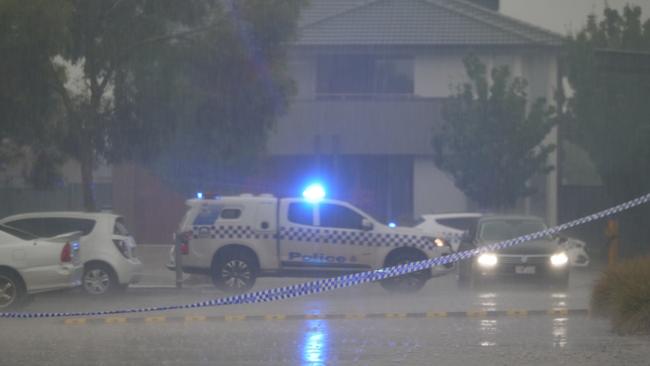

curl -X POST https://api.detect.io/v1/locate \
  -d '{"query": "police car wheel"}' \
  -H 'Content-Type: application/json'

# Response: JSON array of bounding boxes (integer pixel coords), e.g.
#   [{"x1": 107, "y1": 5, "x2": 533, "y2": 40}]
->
[
  {"x1": 212, "y1": 252, "x2": 257, "y2": 293},
  {"x1": 0, "y1": 270, "x2": 26, "y2": 310},
  {"x1": 380, "y1": 252, "x2": 428, "y2": 293}
]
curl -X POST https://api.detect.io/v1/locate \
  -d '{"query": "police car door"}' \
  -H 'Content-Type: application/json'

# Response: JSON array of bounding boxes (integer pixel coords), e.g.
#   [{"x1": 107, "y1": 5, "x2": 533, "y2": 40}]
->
[
  {"x1": 313, "y1": 202, "x2": 374, "y2": 270},
  {"x1": 279, "y1": 199, "x2": 320, "y2": 270}
]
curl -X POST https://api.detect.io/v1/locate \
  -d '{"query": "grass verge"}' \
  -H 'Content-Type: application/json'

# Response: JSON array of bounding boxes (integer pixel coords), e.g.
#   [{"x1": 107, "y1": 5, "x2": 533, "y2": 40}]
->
[{"x1": 591, "y1": 257, "x2": 650, "y2": 334}]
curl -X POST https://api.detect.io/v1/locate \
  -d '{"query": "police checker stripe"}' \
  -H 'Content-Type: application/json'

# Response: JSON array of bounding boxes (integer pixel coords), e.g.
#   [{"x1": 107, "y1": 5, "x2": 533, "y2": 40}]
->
[
  {"x1": 279, "y1": 227, "x2": 438, "y2": 251},
  {"x1": 192, "y1": 225, "x2": 439, "y2": 251},
  {"x1": 2, "y1": 192, "x2": 649, "y2": 319},
  {"x1": 192, "y1": 225, "x2": 272, "y2": 240}
]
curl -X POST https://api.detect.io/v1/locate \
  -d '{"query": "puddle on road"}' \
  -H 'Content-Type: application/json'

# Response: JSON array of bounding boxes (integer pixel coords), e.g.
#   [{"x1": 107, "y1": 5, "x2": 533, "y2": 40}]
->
[
  {"x1": 552, "y1": 317, "x2": 568, "y2": 348},
  {"x1": 478, "y1": 292, "x2": 498, "y2": 311},
  {"x1": 551, "y1": 293, "x2": 568, "y2": 308},
  {"x1": 479, "y1": 319, "x2": 499, "y2": 347},
  {"x1": 301, "y1": 319, "x2": 330, "y2": 366}
]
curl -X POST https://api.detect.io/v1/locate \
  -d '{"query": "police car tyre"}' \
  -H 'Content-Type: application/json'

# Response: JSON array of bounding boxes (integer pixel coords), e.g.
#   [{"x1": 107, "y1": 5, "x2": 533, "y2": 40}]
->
[
  {"x1": 212, "y1": 250, "x2": 257, "y2": 293},
  {"x1": 83, "y1": 262, "x2": 119, "y2": 296},
  {"x1": 0, "y1": 270, "x2": 26, "y2": 310},
  {"x1": 380, "y1": 250, "x2": 429, "y2": 293}
]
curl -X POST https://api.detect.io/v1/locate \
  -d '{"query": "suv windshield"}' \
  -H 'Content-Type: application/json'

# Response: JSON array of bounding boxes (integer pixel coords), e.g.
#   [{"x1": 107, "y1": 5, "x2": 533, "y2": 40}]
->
[{"x1": 478, "y1": 219, "x2": 547, "y2": 242}]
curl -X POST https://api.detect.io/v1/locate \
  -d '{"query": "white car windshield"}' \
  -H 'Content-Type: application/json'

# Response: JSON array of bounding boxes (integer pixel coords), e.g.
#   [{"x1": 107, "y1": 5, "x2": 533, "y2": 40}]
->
[{"x1": 0, "y1": 224, "x2": 38, "y2": 241}]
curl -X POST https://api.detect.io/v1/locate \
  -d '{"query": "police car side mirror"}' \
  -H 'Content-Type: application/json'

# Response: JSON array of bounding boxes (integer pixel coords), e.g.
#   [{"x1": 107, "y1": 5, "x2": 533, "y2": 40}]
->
[{"x1": 362, "y1": 219, "x2": 374, "y2": 231}]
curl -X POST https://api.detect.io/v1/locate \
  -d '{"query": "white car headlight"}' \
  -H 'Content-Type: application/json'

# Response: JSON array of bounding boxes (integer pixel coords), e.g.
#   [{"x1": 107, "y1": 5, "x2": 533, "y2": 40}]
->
[
  {"x1": 477, "y1": 253, "x2": 498, "y2": 267},
  {"x1": 550, "y1": 252, "x2": 569, "y2": 267}
]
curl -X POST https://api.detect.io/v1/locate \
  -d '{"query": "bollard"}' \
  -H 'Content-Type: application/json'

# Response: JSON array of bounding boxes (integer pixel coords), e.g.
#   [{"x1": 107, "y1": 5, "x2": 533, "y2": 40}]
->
[
  {"x1": 605, "y1": 219, "x2": 620, "y2": 266},
  {"x1": 174, "y1": 233, "x2": 183, "y2": 289}
]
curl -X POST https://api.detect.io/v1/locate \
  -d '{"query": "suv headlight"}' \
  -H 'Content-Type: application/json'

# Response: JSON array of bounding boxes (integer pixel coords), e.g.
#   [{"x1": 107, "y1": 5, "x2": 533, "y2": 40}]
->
[
  {"x1": 477, "y1": 253, "x2": 498, "y2": 267},
  {"x1": 550, "y1": 252, "x2": 569, "y2": 267}
]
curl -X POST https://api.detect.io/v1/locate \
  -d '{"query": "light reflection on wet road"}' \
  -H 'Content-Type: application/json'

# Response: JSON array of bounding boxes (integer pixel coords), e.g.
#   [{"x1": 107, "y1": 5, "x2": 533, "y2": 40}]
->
[
  {"x1": 552, "y1": 317, "x2": 569, "y2": 348},
  {"x1": 2, "y1": 315, "x2": 649, "y2": 366},
  {"x1": 302, "y1": 320, "x2": 329, "y2": 366},
  {"x1": 4, "y1": 268, "x2": 649, "y2": 365},
  {"x1": 17, "y1": 267, "x2": 597, "y2": 316}
]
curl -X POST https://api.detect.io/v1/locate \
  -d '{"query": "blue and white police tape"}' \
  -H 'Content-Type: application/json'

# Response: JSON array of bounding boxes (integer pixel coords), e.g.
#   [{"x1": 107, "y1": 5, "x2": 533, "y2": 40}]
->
[{"x1": 2, "y1": 192, "x2": 650, "y2": 319}]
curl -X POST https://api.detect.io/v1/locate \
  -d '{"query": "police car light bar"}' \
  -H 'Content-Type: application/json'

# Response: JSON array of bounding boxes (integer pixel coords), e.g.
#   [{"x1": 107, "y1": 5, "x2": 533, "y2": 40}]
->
[
  {"x1": 303, "y1": 183, "x2": 326, "y2": 203},
  {"x1": 196, "y1": 192, "x2": 220, "y2": 200}
]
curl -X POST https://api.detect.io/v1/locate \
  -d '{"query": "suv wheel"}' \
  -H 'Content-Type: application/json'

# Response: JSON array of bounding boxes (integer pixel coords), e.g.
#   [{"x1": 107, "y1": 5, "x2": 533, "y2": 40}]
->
[
  {"x1": 83, "y1": 263, "x2": 118, "y2": 295},
  {"x1": 0, "y1": 270, "x2": 25, "y2": 310},
  {"x1": 380, "y1": 251, "x2": 428, "y2": 293},
  {"x1": 212, "y1": 251, "x2": 257, "y2": 293}
]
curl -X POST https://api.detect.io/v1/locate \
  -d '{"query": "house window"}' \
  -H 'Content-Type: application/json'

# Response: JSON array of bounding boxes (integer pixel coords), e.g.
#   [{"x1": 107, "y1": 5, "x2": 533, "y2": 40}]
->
[{"x1": 316, "y1": 55, "x2": 414, "y2": 97}]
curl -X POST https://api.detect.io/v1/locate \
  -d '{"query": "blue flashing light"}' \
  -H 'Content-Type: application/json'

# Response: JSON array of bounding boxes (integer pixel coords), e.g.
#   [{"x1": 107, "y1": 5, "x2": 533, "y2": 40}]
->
[
  {"x1": 388, "y1": 222, "x2": 397, "y2": 228},
  {"x1": 196, "y1": 192, "x2": 204, "y2": 199},
  {"x1": 302, "y1": 183, "x2": 326, "y2": 203}
]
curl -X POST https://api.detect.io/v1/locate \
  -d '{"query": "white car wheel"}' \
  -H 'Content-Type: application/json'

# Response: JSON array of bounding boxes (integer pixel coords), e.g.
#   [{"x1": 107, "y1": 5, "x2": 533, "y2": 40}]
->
[
  {"x1": 83, "y1": 264, "x2": 116, "y2": 295},
  {"x1": 0, "y1": 272, "x2": 24, "y2": 310}
]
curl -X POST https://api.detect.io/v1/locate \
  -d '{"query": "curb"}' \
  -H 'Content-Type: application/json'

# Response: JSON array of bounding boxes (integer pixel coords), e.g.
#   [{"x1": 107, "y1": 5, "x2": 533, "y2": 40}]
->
[{"x1": 61, "y1": 309, "x2": 589, "y2": 325}]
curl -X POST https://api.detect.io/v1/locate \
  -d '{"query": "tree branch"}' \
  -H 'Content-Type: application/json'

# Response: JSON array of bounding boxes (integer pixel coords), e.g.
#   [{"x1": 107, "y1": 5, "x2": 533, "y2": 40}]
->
[
  {"x1": 47, "y1": 59, "x2": 79, "y2": 124},
  {"x1": 112, "y1": 18, "x2": 224, "y2": 69}
]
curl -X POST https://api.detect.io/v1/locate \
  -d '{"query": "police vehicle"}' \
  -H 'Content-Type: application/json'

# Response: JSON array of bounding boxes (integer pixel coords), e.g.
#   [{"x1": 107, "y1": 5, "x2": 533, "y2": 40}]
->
[{"x1": 168, "y1": 189, "x2": 454, "y2": 293}]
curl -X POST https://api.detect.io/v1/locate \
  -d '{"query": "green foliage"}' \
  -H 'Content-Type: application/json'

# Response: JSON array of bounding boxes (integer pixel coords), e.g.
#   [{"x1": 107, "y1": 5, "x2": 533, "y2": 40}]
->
[
  {"x1": 564, "y1": 5, "x2": 650, "y2": 249},
  {"x1": 150, "y1": 0, "x2": 304, "y2": 194},
  {"x1": 0, "y1": 0, "x2": 70, "y2": 172},
  {"x1": 433, "y1": 55, "x2": 556, "y2": 210},
  {"x1": 591, "y1": 258, "x2": 650, "y2": 334},
  {"x1": 564, "y1": 6, "x2": 650, "y2": 202},
  {"x1": 1, "y1": 0, "x2": 306, "y2": 208}
]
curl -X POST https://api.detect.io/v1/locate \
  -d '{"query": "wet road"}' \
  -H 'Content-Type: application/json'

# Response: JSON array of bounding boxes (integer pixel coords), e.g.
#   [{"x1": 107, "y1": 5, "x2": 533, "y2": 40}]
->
[
  {"x1": 2, "y1": 268, "x2": 649, "y2": 365},
  {"x1": 17, "y1": 267, "x2": 596, "y2": 315}
]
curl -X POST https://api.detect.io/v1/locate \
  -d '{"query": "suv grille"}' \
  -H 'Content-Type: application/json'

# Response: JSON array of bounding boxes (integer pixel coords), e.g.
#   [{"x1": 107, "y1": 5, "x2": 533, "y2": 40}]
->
[{"x1": 498, "y1": 255, "x2": 549, "y2": 265}]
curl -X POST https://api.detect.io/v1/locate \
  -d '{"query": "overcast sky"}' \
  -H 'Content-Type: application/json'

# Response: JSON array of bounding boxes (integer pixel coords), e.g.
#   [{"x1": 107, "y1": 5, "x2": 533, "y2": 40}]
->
[{"x1": 501, "y1": 0, "x2": 650, "y2": 35}]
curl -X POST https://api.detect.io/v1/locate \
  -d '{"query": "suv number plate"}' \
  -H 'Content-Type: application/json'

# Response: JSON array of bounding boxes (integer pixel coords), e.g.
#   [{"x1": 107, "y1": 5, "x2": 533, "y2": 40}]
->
[{"x1": 515, "y1": 265, "x2": 536, "y2": 274}]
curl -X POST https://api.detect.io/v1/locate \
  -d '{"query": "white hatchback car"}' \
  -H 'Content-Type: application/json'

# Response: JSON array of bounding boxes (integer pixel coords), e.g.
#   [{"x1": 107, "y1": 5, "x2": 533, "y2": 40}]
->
[
  {"x1": 415, "y1": 213, "x2": 482, "y2": 251},
  {"x1": 0, "y1": 224, "x2": 83, "y2": 310},
  {"x1": 0, "y1": 212, "x2": 143, "y2": 295}
]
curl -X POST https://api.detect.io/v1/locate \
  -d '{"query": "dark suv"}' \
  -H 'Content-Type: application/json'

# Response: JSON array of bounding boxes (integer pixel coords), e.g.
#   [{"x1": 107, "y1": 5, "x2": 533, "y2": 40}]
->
[{"x1": 457, "y1": 215, "x2": 570, "y2": 289}]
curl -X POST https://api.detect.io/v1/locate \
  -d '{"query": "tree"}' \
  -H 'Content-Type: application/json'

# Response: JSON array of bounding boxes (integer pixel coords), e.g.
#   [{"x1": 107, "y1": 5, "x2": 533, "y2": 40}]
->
[
  {"x1": 148, "y1": 0, "x2": 304, "y2": 195},
  {"x1": 433, "y1": 55, "x2": 556, "y2": 210},
  {"x1": 0, "y1": 0, "x2": 68, "y2": 180},
  {"x1": 564, "y1": 6, "x2": 650, "y2": 248},
  {"x1": 2, "y1": 0, "x2": 305, "y2": 210}
]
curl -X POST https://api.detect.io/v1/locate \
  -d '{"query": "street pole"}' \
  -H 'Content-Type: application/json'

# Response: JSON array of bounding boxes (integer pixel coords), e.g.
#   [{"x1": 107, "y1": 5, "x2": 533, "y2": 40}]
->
[{"x1": 174, "y1": 233, "x2": 183, "y2": 289}]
